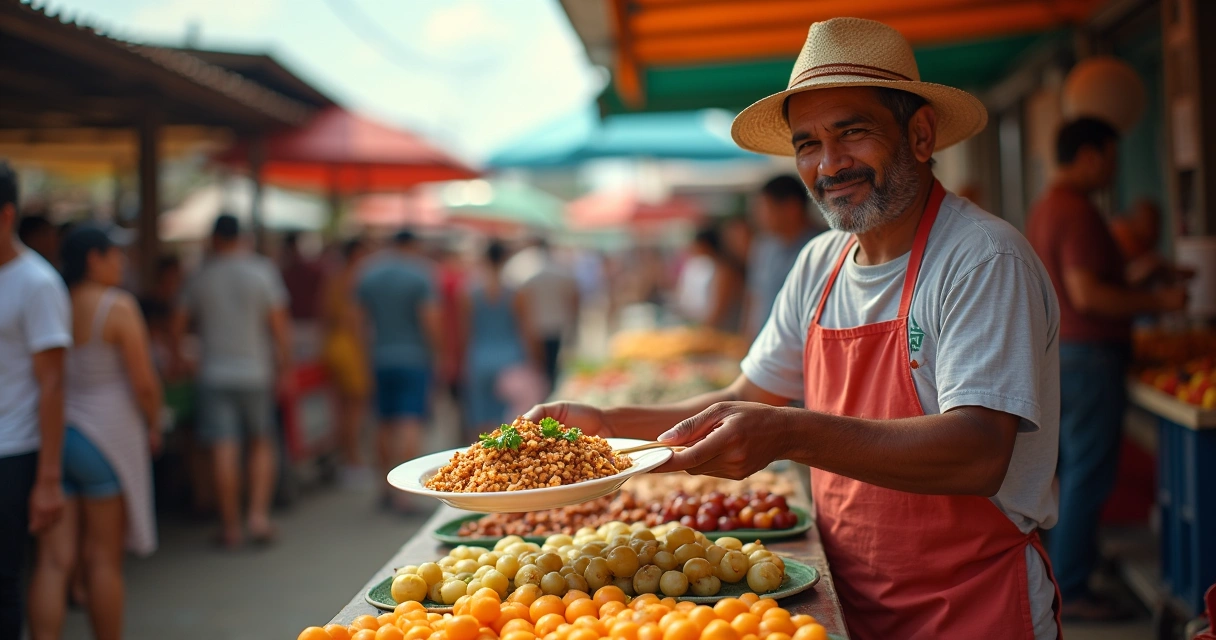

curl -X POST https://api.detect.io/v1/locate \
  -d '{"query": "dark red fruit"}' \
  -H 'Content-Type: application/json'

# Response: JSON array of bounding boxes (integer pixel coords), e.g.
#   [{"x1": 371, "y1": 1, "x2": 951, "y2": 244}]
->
[
  {"x1": 717, "y1": 516, "x2": 737, "y2": 531},
  {"x1": 680, "y1": 515, "x2": 696, "y2": 528},
  {"x1": 695, "y1": 513, "x2": 717, "y2": 531}
]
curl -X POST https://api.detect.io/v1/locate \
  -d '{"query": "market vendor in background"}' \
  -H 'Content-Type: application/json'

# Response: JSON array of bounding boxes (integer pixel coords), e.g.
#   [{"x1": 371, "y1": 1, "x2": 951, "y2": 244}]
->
[
  {"x1": 1026, "y1": 118, "x2": 1187, "y2": 621},
  {"x1": 745, "y1": 175, "x2": 822, "y2": 338},
  {"x1": 530, "y1": 18, "x2": 1063, "y2": 640}
]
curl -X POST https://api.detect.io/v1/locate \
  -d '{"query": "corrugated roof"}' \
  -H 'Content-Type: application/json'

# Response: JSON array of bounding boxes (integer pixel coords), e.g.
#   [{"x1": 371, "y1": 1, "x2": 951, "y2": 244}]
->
[{"x1": 5, "y1": 0, "x2": 312, "y2": 127}]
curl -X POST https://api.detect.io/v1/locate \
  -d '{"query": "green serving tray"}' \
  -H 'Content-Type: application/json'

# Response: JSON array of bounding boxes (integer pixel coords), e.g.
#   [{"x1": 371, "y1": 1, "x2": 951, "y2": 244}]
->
[
  {"x1": 431, "y1": 506, "x2": 814, "y2": 547},
  {"x1": 366, "y1": 558, "x2": 820, "y2": 612}
]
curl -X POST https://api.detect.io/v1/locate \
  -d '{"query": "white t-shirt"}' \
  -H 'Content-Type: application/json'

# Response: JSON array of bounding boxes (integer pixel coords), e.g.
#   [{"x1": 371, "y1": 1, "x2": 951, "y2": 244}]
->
[
  {"x1": 741, "y1": 191, "x2": 1060, "y2": 640},
  {"x1": 676, "y1": 255, "x2": 716, "y2": 323},
  {"x1": 0, "y1": 249, "x2": 71, "y2": 458}
]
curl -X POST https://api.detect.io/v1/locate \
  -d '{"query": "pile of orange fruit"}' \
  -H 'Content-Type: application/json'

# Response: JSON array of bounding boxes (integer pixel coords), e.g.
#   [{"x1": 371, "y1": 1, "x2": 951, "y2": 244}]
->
[{"x1": 297, "y1": 584, "x2": 829, "y2": 640}]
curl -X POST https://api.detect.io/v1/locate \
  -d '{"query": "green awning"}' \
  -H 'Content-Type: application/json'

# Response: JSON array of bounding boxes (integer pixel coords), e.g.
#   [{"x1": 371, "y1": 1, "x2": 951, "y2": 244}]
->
[{"x1": 599, "y1": 31, "x2": 1066, "y2": 115}]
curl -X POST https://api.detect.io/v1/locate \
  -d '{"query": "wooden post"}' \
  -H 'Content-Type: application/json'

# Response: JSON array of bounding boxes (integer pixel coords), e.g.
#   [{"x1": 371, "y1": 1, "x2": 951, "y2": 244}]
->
[
  {"x1": 249, "y1": 135, "x2": 266, "y2": 254},
  {"x1": 137, "y1": 109, "x2": 160, "y2": 293}
]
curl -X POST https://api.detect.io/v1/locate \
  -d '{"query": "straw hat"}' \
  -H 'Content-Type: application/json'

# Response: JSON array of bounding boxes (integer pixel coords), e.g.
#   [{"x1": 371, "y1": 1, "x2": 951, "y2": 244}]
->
[{"x1": 731, "y1": 18, "x2": 988, "y2": 156}]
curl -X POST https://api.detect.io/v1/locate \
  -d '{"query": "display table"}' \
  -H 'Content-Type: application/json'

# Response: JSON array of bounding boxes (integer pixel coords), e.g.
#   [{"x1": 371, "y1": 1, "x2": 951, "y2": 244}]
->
[
  {"x1": 1128, "y1": 381, "x2": 1216, "y2": 616},
  {"x1": 329, "y1": 470, "x2": 850, "y2": 638}
]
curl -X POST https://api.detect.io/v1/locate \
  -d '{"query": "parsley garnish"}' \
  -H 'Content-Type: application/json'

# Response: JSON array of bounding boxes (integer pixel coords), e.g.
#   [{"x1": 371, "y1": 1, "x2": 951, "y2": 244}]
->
[
  {"x1": 538, "y1": 417, "x2": 581, "y2": 442},
  {"x1": 478, "y1": 425, "x2": 523, "y2": 450},
  {"x1": 540, "y1": 417, "x2": 562, "y2": 438}
]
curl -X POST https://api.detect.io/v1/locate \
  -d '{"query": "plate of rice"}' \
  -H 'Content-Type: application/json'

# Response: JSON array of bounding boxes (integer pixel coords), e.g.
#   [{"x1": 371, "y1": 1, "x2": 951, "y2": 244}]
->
[{"x1": 388, "y1": 417, "x2": 673, "y2": 512}]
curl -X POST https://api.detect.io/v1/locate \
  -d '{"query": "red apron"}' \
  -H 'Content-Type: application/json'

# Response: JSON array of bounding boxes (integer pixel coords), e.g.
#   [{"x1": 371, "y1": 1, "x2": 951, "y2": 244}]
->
[{"x1": 802, "y1": 181, "x2": 1062, "y2": 639}]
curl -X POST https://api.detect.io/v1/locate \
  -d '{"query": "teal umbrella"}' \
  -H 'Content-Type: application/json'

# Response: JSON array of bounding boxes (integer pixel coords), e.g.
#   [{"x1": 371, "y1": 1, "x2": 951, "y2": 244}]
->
[{"x1": 436, "y1": 179, "x2": 565, "y2": 230}]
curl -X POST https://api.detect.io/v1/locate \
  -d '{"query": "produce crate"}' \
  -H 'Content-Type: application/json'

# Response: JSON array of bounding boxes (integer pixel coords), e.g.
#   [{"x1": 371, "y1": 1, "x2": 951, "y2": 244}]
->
[{"x1": 1130, "y1": 382, "x2": 1216, "y2": 615}]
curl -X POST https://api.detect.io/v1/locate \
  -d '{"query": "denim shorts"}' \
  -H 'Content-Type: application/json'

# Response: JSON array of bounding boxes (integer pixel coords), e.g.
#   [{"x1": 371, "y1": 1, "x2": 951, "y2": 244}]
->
[
  {"x1": 197, "y1": 385, "x2": 275, "y2": 444},
  {"x1": 374, "y1": 365, "x2": 431, "y2": 420},
  {"x1": 61, "y1": 427, "x2": 121, "y2": 499}
]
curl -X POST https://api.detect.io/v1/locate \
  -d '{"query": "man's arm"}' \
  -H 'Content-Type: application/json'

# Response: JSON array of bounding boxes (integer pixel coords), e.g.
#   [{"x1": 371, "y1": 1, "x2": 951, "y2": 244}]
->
[
  {"x1": 268, "y1": 305, "x2": 293, "y2": 379},
  {"x1": 1063, "y1": 267, "x2": 1186, "y2": 317},
  {"x1": 526, "y1": 373, "x2": 790, "y2": 441},
  {"x1": 29, "y1": 347, "x2": 66, "y2": 532},
  {"x1": 656, "y1": 400, "x2": 1017, "y2": 496}
]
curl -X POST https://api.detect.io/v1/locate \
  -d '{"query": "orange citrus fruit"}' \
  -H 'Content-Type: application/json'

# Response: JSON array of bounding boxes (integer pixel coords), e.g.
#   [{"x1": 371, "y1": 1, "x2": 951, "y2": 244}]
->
[
  {"x1": 326, "y1": 624, "x2": 353, "y2": 640},
  {"x1": 493, "y1": 605, "x2": 530, "y2": 633},
  {"x1": 663, "y1": 619, "x2": 700, "y2": 640},
  {"x1": 351, "y1": 631, "x2": 377, "y2": 640},
  {"x1": 638, "y1": 622, "x2": 664, "y2": 640},
  {"x1": 531, "y1": 595, "x2": 565, "y2": 623},
  {"x1": 404, "y1": 628, "x2": 431, "y2": 640},
  {"x1": 378, "y1": 613, "x2": 399, "y2": 627},
  {"x1": 568, "y1": 627, "x2": 599, "y2": 640},
  {"x1": 593, "y1": 586, "x2": 628, "y2": 608},
  {"x1": 659, "y1": 598, "x2": 678, "y2": 610},
  {"x1": 766, "y1": 634, "x2": 791, "y2": 640},
  {"x1": 563, "y1": 591, "x2": 591, "y2": 606},
  {"x1": 729, "y1": 613, "x2": 760, "y2": 637},
  {"x1": 611, "y1": 621, "x2": 641, "y2": 640},
  {"x1": 534, "y1": 613, "x2": 567, "y2": 637},
  {"x1": 376, "y1": 626, "x2": 405, "y2": 640},
  {"x1": 749, "y1": 600, "x2": 778, "y2": 617},
  {"x1": 474, "y1": 588, "x2": 501, "y2": 602},
  {"x1": 565, "y1": 599, "x2": 599, "y2": 624},
  {"x1": 599, "y1": 601, "x2": 628, "y2": 619},
  {"x1": 792, "y1": 624, "x2": 828, "y2": 640},
  {"x1": 712, "y1": 599, "x2": 748, "y2": 622},
  {"x1": 674, "y1": 602, "x2": 696, "y2": 613},
  {"x1": 395, "y1": 602, "x2": 426, "y2": 616},
  {"x1": 502, "y1": 632, "x2": 537, "y2": 640},
  {"x1": 299, "y1": 627, "x2": 331, "y2": 640},
  {"x1": 509, "y1": 584, "x2": 543, "y2": 607},
  {"x1": 760, "y1": 618, "x2": 797, "y2": 636},
  {"x1": 454, "y1": 596, "x2": 471, "y2": 617},
  {"x1": 740, "y1": 635, "x2": 758, "y2": 640},
  {"x1": 446, "y1": 615, "x2": 480, "y2": 640},
  {"x1": 470, "y1": 597, "x2": 501, "y2": 626},
  {"x1": 700, "y1": 619, "x2": 739, "y2": 640},
  {"x1": 352, "y1": 615, "x2": 380, "y2": 631},
  {"x1": 790, "y1": 615, "x2": 817, "y2": 628},
  {"x1": 500, "y1": 618, "x2": 535, "y2": 635},
  {"x1": 687, "y1": 606, "x2": 716, "y2": 631},
  {"x1": 736, "y1": 594, "x2": 759, "y2": 607},
  {"x1": 631, "y1": 594, "x2": 660, "y2": 611},
  {"x1": 659, "y1": 611, "x2": 686, "y2": 632}
]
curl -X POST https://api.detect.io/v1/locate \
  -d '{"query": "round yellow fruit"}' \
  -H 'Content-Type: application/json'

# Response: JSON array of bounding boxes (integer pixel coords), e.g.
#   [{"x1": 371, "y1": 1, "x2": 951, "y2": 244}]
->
[{"x1": 392, "y1": 574, "x2": 428, "y2": 604}]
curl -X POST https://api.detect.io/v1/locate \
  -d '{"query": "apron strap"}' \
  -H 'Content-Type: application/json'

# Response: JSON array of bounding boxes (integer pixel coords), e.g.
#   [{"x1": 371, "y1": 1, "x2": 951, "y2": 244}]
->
[
  {"x1": 897, "y1": 180, "x2": 947, "y2": 319},
  {"x1": 812, "y1": 180, "x2": 947, "y2": 325},
  {"x1": 811, "y1": 237, "x2": 857, "y2": 326}
]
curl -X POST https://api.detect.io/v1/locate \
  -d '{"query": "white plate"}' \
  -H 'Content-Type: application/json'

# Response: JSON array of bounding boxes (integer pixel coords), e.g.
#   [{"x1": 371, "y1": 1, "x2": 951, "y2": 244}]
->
[{"x1": 387, "y1": 438, "x2": 673, "y2": 512}]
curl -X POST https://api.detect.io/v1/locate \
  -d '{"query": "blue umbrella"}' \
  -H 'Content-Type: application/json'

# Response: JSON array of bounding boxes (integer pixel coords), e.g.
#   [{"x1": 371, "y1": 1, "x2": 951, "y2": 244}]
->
[{"x1": 488, "y1": 107, "x2": 762, "y2": 168}]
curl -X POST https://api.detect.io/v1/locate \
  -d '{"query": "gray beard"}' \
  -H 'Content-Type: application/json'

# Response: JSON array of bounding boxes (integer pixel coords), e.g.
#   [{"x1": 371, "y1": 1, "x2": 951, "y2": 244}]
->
[{"x1": 812, "y1": 143, "x2": 921, "y2": 234}]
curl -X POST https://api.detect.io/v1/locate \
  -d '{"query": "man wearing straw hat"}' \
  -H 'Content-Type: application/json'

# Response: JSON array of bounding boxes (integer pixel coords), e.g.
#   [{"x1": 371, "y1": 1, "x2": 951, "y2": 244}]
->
[{"x1": 530, "y1": 17, "x2": 1063, "y2": 639}]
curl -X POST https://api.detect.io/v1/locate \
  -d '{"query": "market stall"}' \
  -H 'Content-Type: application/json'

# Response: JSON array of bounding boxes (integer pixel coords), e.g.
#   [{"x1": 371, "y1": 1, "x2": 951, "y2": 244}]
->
[
  {"x1": 323, "y1": 330, "x2": 848, "y2": 638},
  {"x1": 325, "y1": 467, "x2": 849, "y2": 639}
]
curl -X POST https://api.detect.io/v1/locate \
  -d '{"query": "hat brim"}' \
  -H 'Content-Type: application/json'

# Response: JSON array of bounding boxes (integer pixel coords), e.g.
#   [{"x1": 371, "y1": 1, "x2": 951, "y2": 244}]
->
[{"x1": 731, "y1": 77, "x2": 988, "y2": 156}]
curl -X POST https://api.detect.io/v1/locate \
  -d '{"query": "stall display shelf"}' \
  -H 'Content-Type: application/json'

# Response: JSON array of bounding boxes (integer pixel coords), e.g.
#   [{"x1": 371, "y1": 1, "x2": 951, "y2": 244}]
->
[{"x1": 1128, "y1": 380, "x2": 1216, "y2": 617}]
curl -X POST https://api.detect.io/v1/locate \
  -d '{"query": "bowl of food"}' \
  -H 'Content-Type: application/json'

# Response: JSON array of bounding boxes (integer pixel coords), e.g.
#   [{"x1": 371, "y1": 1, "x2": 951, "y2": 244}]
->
[{"x1": 388, "y1": 417, "x2": 673, "y2": 512}]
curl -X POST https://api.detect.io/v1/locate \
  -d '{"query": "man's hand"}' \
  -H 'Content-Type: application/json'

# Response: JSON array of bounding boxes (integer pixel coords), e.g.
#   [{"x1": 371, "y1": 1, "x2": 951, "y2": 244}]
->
[
  {"x1": 524, "y1": 402, "x2": 612, "y2": 437},
  {"x1": 654, "y1": 401, "x2": 791, "y2": 479},
  {"x1": 28, "y1": 477, "x2": 64, "y2": 534}
]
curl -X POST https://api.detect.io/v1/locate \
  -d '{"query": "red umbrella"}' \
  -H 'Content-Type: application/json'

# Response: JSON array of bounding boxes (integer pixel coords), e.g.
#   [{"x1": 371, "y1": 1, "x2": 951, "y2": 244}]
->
[
  {"x1": 221, "y1": 106, "x2": 479, "y2": 193},
  {"x1": 568, "y1": 191, "x2": 702, "y2": 229}
]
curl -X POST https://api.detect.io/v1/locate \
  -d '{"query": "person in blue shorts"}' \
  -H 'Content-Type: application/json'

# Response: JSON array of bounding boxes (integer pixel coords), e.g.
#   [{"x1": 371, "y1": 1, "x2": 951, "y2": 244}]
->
[{"x1": 357, "y1": 230, "x2": 440, "y2": 507}]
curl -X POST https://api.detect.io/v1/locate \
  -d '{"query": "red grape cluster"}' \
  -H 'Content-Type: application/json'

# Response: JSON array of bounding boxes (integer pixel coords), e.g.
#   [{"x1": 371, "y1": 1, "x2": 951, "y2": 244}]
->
[{"x1": 647, "y1": 490, "x2": 796, "y2": 531}]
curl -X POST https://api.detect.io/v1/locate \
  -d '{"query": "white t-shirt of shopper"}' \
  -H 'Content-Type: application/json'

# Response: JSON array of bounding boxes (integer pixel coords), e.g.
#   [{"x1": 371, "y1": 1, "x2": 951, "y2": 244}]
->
[{"x1": 0, "y1": 249, "x2": 71, "y2": 457}]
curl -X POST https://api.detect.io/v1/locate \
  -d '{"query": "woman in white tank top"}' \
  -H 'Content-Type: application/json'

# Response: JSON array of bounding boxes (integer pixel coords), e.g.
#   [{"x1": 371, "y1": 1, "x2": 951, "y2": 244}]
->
[{"x1": 28, "y1": 225, "x2": 161, "y2": 640}]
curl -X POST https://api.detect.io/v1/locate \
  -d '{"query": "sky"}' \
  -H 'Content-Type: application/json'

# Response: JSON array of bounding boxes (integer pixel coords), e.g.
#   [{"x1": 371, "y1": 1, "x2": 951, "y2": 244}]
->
[{"x1": 43, "y1": 0, "x2": 606, "y2": 164}]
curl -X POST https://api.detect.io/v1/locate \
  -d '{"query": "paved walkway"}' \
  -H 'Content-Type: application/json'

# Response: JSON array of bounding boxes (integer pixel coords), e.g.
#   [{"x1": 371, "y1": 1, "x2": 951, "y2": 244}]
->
[{"x1": 61, "y1": 485, "x2": 431, "y2": 640}]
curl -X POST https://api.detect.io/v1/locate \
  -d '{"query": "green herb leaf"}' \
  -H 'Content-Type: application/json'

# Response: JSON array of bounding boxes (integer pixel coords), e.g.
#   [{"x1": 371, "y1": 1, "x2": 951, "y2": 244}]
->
[
  {"x1": 478, "y1": 432, "x2": 498, "y2": 448},
  {"x1": 540, "y1": 417, "x2": 562, "y2": 438},
  {"x1": 499, "y1": 425, "x2": 523, "y2": 450},
  {"x1": 562, "y1": 427, "x2": 582, "y2": 442}
]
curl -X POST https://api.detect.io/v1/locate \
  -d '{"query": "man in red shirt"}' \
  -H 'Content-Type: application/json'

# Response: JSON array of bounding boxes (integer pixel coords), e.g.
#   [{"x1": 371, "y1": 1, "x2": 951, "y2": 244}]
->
[{"x1": 1027, "y1": 117, "x2": 1186, "y2": 620}]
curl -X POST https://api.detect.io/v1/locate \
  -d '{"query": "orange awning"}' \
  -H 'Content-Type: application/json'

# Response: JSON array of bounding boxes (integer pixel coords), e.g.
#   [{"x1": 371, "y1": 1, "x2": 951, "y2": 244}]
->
[{"x1": 585, "y1": 0, "x2": 1108, "y2": 108}]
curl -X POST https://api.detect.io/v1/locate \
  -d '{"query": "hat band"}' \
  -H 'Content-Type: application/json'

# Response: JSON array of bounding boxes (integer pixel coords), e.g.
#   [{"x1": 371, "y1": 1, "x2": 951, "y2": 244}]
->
[{"x1": 788, "y1": 63, "x2": 912, "y2": 88}]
